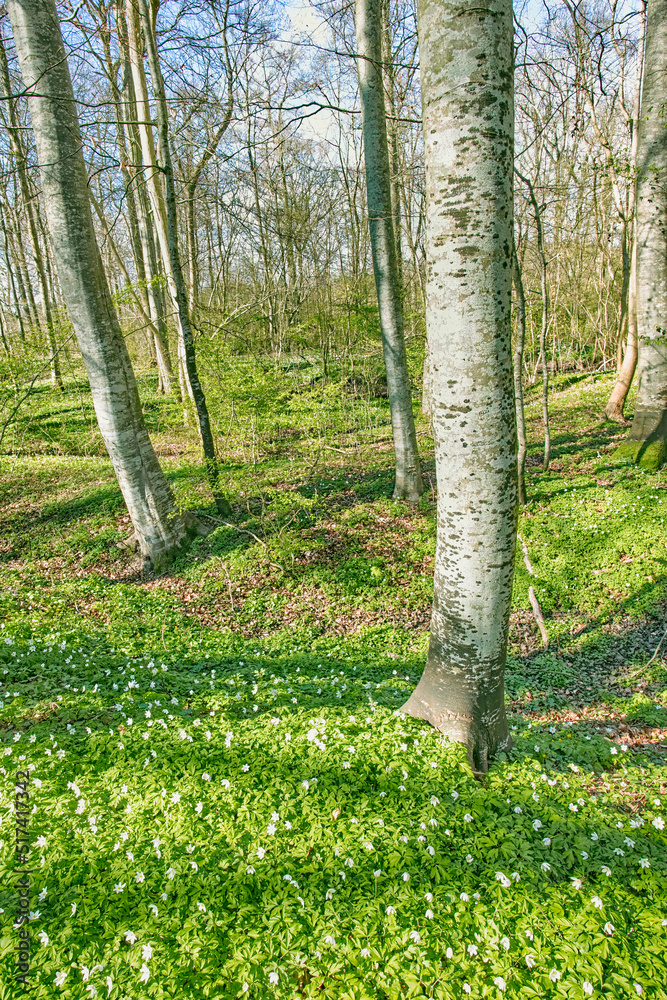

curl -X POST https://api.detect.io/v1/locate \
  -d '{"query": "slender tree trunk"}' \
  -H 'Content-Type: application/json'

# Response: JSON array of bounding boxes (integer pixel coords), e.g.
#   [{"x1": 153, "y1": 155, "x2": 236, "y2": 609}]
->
[
  {"x1": 615, "y1": 219, "x2": 630, "y2": 370},
  {"x1": 0, "y1": 307, "x2": 10, "y2": 355},
  {"x1": 516, "y1": 169, "x2": 550, "y2": 470},
  {"x1": 513, "y1": 239, "x2": 528, "y2": 505},
  {"x1": 138, "y1": 181, "x2": 173, "y2": 393},
  {"x1": 607, "y1": 231, "x2": 639, "y2": 422},
  {"x1": 116, "y1": 1, "x2": 173, "y2": 394},
  {"x1": 94, "y1": 49, "x2": 174, "y2": 397},
  {"x1": 6, "y1": 0, "x2": 188, "y2": 567},
  {"x1": 9, "y1": 213, "x2": 39, "y2": 329},
  {"x1": 0, "y1": 203, "x2": 26, "y2": 341},
  {"x1": 381, "y1": 0, "x2": 403, "y2": 294},
  {"x1": 356, "y1": 0, "x2": 423, "y2": 500},
  {"x1": 134, "y1": 0, "x2": 231, "y2": 515},
  {"x1": 184, "y1": 78, "x2": 235, "y2": 320},
  {"x1": 7, "y1": 221, "x2": 34, "y2": 327},
  {"x1": 617, "y1": 0, "x2": 667, "y2": 469},
  {"x1": 125, "y1": 0, "x2": 187, "y2": 397},
  {"x1": 606, "y1": 0, "x2": 646, "y2": 422},
  {"x1": 0, "y1": 33, "x2": 63, "y2": 387},
  {"x1": 401, "y1": 0, "x2": 516, "y2": 771}
]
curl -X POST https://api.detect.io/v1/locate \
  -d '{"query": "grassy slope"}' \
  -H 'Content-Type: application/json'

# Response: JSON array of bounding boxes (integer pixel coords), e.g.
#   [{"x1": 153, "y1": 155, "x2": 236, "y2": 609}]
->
[{"x1": 0, "y1": 369, "x2": 666, "y2": 999}]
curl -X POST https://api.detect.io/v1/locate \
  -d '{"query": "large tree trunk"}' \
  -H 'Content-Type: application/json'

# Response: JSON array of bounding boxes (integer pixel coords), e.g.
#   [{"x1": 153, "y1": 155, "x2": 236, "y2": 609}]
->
[
  {"x1": 356, "y1": 0, "x2": 423, "y2": 501},
  {"x1": 617, "y1": 0, "x2": 667, "y2": 470},
  {"x1": 401, "y1": 0, "x2": 516, "y2": 772},
  {"x1": 6, "y1": 0, "x2": 188, "y2": 568}
]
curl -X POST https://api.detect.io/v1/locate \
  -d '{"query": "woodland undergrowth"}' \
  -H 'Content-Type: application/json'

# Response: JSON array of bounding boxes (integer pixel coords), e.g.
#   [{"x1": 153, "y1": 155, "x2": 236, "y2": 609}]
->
[{"x1": 0, "y1": 365, "x2": 665, "y2": 999}]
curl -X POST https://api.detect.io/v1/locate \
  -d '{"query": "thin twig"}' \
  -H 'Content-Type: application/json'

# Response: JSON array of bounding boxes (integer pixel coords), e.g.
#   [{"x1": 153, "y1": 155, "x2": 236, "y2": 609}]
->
[{"x1": 646, "y1": 626, "x2": 667, "y2": 667}]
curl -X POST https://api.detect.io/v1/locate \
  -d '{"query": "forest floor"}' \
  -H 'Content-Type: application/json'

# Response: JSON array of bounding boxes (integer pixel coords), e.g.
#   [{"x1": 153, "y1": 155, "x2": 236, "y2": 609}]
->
[{"x1": 0, "y1": 367, "x2": 666, "y2": 999}]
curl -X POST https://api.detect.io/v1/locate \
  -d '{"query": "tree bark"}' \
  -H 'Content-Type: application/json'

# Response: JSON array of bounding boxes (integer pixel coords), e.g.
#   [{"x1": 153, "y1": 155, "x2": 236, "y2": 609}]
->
[
  {"x1": 134, "y1": 0, "x2": 230, "y2": 515},
  {"x1": 617, "y1": 0, "x2": 667, "y2": 470},
  {"x1": 606, "y1": 0, "x2": 646, "y2": 422},
  {"x1": 117, "y1": 29, "x2": 173, "y2": 391},
  {"x1": 356, "y1": 0, "x2": 423, "y2": 500},
  {"x1": 184, "y1": 0, "x2": 233, "y2": 317},
  {"x1": 0, "y1": 201, "x2": 26, "y2": 340},
  {"x1": 401, "y1": 0, "x2": 516, "y2": 772},
  {"x1": 516, "y1": 169, "x2": 550, "y2": 470},
  {"x1": 0, "y1": 31, "x2": 63, "y2": 387},
  {"x1": 126, "y1": 0, "x2": 230, "y2": 513},
  {"x1": 380, "y1": 0, "x2": 403, "y2": 294},
  {"x1": 512, "y1": 238, "x2": 528, "y2": 505},
  {"x1": 6, "y1": 0, "x2": 188, "y2": 567},
  {"x1": 116, "y1": 2, "x2": 173, "y2": 394}
]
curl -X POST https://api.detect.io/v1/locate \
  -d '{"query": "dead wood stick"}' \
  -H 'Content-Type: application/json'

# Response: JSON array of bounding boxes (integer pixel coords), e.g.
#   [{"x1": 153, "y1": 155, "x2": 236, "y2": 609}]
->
[{"x1": 517, "y1": 533, "x2": 549, "y2": 649}]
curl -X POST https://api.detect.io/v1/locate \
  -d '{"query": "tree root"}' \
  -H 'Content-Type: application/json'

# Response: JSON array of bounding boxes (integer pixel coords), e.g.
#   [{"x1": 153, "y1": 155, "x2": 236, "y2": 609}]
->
[{"x1": 117, "y1": 532, "x2": 139, "y2": 552}]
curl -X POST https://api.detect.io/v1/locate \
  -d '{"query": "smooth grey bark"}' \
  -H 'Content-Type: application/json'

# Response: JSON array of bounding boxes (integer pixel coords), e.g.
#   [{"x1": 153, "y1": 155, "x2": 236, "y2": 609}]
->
[
  {"x1": 6, "y1": 0, "x2": 188, "y2": 566},
  {"x1": 8, "y1": 209, "x2": 39, "y2": 328},
  {"x1": 184, "y1": 0, "x2": 233, "y2": 317},
  {"x1": 125, "y1": 0, "x2": 190, "y2": 403},
  {"x1": 401, "y1": 0, "x2": 516, "y2": 771},
  {"x1": 380, "y1": 0, "x2": 403, "y2": 293},
  {"x1": 134, "y1": 0, "x2": 231, "y2": 516},
  {"x1": 512, "y1": 238, "x2": 527, "y2": 505},
  {"x1": 0, "y1": 200, "x2": 26, "y2": 340},
  {"x1": 618, "y1": 0, "x2": 667, "y2": 470},
  {"x1": 606, "y1": 0, "x2": 646, "y2": 423},
  {"x1": 355, "y1": 0, "x2": 423, "y2": 501},
  {"x1": 516, "y1": 169, "x2": 550, "y2": 471},
  {"x1": 114, "y1": 1, "x2": 173, "y2": 394}
]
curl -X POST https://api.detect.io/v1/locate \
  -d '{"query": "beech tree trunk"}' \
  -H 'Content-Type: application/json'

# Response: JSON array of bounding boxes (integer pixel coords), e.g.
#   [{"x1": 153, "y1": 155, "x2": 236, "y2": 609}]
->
[
  {"x1": 6, "y1": 0, "x2": 188, "y2": 567},
  {"x1": 516, "y1": 169, "x2": 550, "y2": 470},
  {"x1": 115, "y1": 0, "x2": 173, "y2": 394},
  {"x1": 126, "y1": 0, "x2": 230, "y2": 514},
  {"x1": 606, "y1": 0, "x2": 646, "y2": 423},
  {"x1": 356, "y1": 0, "x2": 423, "y2": 501},
  {"x1": 135, "y1": 0, "x2": 230, "y2": 515},
  {"x1": 185, "y1": 0, "x2": 233, "y2": 318},
  {"x1": 617, "y1": 0, "x2": 667, "y2": 470},
  {"x1": 401, "y1": 0, "x2": 516, "y2": 772},
  {"x1": 512, "y1": 239, "x2": 528, "y2": 505},
  {"x1": 102, "y1": 6, "x2": 173, "y2": 395},
  {"x1": 0, "y1": 202, "x2": 26, "y2": 340}
]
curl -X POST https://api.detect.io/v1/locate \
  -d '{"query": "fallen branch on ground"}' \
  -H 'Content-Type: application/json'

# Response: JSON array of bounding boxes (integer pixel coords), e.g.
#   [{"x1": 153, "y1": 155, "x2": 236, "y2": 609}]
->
[{"x1": 518, "y1": 533, "x2": 549, "y2": 649}]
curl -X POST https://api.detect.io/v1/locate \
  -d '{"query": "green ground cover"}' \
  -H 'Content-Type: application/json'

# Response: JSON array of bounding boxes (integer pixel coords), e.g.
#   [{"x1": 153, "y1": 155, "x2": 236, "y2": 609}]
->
[{"x1": 0, "y1": 368, "x2": 666, "y2": 999}]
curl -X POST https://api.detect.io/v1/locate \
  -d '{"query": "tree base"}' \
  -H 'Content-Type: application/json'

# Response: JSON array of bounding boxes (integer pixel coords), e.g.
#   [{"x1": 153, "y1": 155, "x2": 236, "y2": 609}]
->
[
  {"x1": 614, "y1": 406, "x2": 667, "y2": 470},
  {"x1": 401, "y1": 685, "x2": 512, "y2": 775},
  {"x1": 393, "y1": 478, "x2": 423, "y2": 502},
  {"x1": 116, "y1": 512, "x2": 211, "y2": 572},
  {"x1": 214, "y1": 494, "x2": 233, "y2": 517},
  {"x1": 605, "y1": 403, "x2": 630, "y2": 424},
  {"x1": 614, "y1": 438, "x2": 667, "y2": 470}
]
